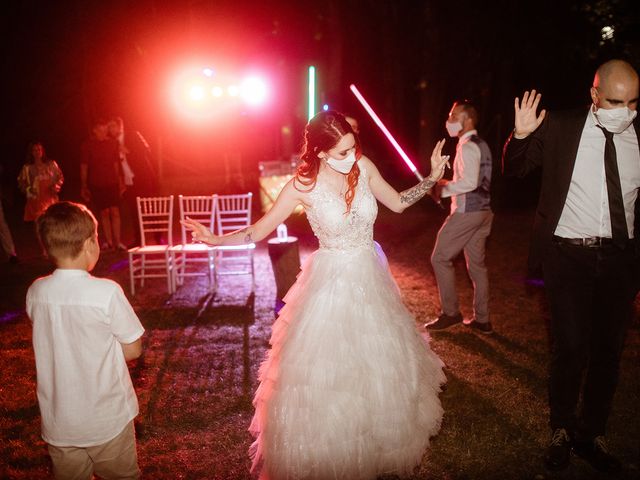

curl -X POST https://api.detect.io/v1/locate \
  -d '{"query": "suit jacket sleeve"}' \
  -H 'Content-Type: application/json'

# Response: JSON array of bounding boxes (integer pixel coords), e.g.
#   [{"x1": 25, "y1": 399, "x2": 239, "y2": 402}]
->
[{"x1": 502, "y1": 115, "x2": 550, "y2": 178}]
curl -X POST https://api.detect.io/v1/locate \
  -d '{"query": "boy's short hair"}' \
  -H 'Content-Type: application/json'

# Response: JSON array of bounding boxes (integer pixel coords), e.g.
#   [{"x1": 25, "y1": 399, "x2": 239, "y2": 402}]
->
[{"x1": 36, "y1": 202, "x2": 97, "y2": 262}]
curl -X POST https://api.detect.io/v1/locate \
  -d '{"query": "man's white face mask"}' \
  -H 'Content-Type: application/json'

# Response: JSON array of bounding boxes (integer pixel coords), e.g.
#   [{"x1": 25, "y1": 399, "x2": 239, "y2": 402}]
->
[
  {"x1": 445, "y1": 120, "x2": 464, "y2": 138},
  {"x1": 593, "y1": 105, "x2": 637, "y2": 134},
  {"x1": 326, "y1": 150, "x2": 357, "y2": 174}
]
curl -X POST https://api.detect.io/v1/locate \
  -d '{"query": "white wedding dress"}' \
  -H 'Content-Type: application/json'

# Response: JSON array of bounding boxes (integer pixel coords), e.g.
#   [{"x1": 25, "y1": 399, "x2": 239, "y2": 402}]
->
[{"x1": 249, "y1": 161, "x2": 446, "y2": 480}]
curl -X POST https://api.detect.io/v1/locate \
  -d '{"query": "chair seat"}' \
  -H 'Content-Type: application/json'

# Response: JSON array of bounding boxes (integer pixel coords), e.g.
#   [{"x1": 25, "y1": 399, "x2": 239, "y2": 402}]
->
[
  {"x1": 214, "y1": 243, "x2": 256, "y2": 251},
  {"x1": 170, "y1": 243, "x2": 215, "y2": 253},
  {"x1": 129, "y1": 245, "x2": 170, "y2": 254}
]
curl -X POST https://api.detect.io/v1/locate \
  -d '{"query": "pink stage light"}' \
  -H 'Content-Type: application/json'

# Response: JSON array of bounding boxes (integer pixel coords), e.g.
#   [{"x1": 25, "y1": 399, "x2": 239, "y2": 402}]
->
[
  {"x1": 188, "y1": 85, "x2": 206, "y2": 102},
  {"x1": 227, "y1": 85, "x2": 240, "y2": 97},
  {"x1": 241, "y1": 76, "x2": 268, "y2": 106},
  {"x1": 170, "y1": 64, "x2": 273, "y2": 122},
  {"x1": 349, "y1": 84, "x2": 424, "y2": 181}
]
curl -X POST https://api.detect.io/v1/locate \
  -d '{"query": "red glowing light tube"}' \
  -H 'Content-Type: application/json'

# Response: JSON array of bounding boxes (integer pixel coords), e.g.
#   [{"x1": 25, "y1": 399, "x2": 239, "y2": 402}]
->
[{"x1": 349, "y1": 84, "x2": 424, "y2": 181}]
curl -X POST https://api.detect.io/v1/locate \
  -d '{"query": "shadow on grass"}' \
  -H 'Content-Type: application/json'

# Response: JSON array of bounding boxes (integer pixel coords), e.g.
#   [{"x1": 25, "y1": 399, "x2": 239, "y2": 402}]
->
[
  {"x1": 1, "y1": 453, "x2": 49, "y2": 475},
  {"x1": 137, "y1": 291, "x2": 256, "y2": 330},
  {"x1": 2, "y1": 403, "x2": 39, "y2": 424},
  {"x1": 429, "y1": 370, "x2": 545, "y2": 480},
  {"x1": 430, "y1": 370, "x2": 634, "y2": 480},
  {"x1": 489, "y1": 330, "x2": 549, "y2": 367},
  {"x1": 134, "y1": 292, "x2": 256, "y2": 440},
  {"x1": 435, "y1": 330, "x2": 546, "y2": 394}
]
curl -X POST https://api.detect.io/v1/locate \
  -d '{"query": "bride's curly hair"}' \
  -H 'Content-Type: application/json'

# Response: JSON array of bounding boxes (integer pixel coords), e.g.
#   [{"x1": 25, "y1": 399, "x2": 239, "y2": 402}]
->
[{"x1": 296, "y1": 111, "x2": 361, "y2": 213}]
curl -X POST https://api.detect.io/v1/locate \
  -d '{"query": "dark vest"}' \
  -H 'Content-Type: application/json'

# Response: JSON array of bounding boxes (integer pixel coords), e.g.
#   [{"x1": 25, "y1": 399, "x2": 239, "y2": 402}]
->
[{"x1": 464, "y1": 135, "x2": 492, "y2": 212}]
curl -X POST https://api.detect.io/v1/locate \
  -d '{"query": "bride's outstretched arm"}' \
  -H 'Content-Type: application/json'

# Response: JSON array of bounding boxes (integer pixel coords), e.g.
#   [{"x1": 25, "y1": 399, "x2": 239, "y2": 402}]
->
[
  {"x1": 181, "y1": 179, "x2": 303, "y2": 246},
  {"x1": 398, "y1": 176, "x2": 440, "y2": 205},
  {"x1": 366, "y1": 139, "x2": 449, "y2": 213}
]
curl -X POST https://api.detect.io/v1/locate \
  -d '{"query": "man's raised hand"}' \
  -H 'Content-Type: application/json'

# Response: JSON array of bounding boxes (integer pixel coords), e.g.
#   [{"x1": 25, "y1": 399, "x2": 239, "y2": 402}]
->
[{"x1": 514, "y1": 90, "x2": 546, "y2": 139}]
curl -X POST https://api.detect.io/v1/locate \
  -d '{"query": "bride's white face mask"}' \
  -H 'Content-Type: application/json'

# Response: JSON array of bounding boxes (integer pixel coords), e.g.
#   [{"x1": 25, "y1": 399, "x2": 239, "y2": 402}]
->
[
  {"x1": 321, "y1": 132, "x2": 358, "y2": 174},
  {"x1": 326, "y1": 151, "x2": 357, "y2": 174}
]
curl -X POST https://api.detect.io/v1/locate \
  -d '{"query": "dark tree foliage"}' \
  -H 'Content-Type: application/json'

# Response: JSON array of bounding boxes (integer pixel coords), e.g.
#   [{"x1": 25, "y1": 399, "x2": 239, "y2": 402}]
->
[{"x1": 0, "y1": 0, "x2": 637, "y2": 207}]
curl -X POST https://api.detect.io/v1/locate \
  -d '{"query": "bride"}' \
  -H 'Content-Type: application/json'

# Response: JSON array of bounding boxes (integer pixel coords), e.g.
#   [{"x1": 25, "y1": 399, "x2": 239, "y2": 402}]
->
[{"x1": 183, "y1": 111, "x2": 448, "y2": 479}]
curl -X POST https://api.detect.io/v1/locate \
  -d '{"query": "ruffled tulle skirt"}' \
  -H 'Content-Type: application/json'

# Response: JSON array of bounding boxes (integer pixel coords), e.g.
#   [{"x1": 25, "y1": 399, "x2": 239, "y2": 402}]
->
[{"x1": 249, "y1": 243, "x2": 446, "y2": 480}]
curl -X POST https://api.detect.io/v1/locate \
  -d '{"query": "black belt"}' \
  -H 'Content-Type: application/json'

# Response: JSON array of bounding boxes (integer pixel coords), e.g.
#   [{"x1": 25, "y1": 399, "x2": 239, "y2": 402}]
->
[{"x1": 552, "y1": 235, "x2": 613, "y2": 247}]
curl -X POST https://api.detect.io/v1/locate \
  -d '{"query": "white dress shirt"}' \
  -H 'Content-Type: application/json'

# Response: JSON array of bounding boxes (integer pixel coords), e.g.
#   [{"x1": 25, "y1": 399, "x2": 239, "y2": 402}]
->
[
  {"x1": 555, "y1": 109, "x2": 640, "y2": 239},
  {"x1": 27, "y1": 269, "x2": 144, "y2": 447},
  {"x1": 441, "y1": 129, "x2": 481, "y2": 213}
]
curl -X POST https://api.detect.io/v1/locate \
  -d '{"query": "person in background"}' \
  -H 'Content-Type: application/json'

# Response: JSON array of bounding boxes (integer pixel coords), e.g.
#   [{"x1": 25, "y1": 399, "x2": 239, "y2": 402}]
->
[
  {"x1": 81, "y1": 119, "x2": 126, "y2": 250},
  {"x1": 108, "y1": 117, "x2": 135, "y2": 192},
  {"x1": 0, "y1": 163, "x2": 18, "y2": 263},
  {"x1": 17, "y1": 141, "x2": 63, "y2": 222},
  {"x1": 108, "y1": 117, "x2": 139, "y2": 246},
  {"x1": 425, "y1": 100, "x2": 494, "y2": 334}
]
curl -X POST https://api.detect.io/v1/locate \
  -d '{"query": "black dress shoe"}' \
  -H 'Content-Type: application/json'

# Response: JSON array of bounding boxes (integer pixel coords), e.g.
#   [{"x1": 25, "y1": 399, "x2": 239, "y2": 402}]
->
[
  {"x1": 545, "y1": 428, "x2": 572, "y2": 471},
  {"x1": 424, "y1": 312, "x2": 463, "y2": 330},
  {"x1": 573, "y1": 436, "x2": 622, "y2": 473}
]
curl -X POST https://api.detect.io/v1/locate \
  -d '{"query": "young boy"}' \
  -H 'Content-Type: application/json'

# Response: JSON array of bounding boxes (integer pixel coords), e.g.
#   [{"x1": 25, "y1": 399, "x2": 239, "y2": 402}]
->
[{"x1": 26, "y1": 201, "x2": 144, "y2": 479}]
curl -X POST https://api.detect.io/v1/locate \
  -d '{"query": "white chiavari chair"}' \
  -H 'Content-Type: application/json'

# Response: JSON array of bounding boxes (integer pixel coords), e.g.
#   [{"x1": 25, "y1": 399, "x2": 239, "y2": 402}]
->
[
  {"x1": 171, "y1": 194, "x2": 218, "y2": 290},
  {"x1": 215, "y1": 193, "x2": 255, "y2": 288},
  {"x1": 128, "y1": 195, "x2": 175, "y2": 295}
]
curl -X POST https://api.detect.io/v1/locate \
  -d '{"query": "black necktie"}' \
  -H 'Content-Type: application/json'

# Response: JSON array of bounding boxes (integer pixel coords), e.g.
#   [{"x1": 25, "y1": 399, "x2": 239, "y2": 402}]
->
[{"x1": 598, "y1": 126, "x2": 628, "y2": 248}]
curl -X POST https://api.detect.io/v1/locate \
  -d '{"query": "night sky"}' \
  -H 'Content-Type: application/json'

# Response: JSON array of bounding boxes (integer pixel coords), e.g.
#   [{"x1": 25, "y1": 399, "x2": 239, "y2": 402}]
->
[{"x1": 1, "y1": 0, "x2": 638, "y2": 208}]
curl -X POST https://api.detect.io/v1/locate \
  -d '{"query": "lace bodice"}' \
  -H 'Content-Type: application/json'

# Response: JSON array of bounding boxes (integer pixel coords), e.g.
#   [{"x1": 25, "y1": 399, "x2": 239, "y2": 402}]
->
[{"x1": 304, "y1": 161, "x2": 378, "y2": 252}]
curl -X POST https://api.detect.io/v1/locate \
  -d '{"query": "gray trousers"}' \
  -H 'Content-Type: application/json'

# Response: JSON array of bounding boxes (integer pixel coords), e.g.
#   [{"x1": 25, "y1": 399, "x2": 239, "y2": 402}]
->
[{"x1": 431, "y1": 210, "x2": 493, "y2": 323}]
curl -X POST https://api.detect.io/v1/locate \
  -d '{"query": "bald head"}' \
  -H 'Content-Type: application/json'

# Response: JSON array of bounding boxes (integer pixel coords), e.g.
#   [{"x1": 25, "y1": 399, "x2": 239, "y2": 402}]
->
[{"x1": 591, "y1": 59, "x2": 639, "y2": 110}]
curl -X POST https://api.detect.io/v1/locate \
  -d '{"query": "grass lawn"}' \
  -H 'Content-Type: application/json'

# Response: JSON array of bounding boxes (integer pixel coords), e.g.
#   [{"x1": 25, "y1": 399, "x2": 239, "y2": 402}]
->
[{"x1": 1, "y1": 205, "x2": 638, "y2": 479}]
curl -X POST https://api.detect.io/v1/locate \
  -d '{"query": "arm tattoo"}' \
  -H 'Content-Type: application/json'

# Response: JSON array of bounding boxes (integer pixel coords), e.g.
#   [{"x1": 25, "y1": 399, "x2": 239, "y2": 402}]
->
[
  {"x1": 399, "y1": 177, "x2": 437, "y2": 205},
  {"x1": 239, "y1": 227, "x2": 253, "y2": 244}
]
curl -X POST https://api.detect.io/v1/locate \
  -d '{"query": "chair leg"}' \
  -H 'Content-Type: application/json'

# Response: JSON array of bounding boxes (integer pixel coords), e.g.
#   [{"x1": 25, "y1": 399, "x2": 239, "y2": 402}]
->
[
  {"x1": 171, "y1": 252, "x2": 178, "y2": 292},
  {"x1": 175, "y1": 253, "x2": 181, "y2": 286},
  {"x1": 172, "y1": 257, "x2": 177, "y2": 293},
  {"x1": 140, "y1": 253, "x2": 146, "y2": 288},
  {"x1": 172, "y1": 253, "x2": 177, "y2": 294},
  {"x1": 166, "y1": 252, "x2": 173, "y2": 294},
  {"x1": 208, "y1": 252, "x2": 215, "y2": 291},
  {"x1": 214, "y1": 251, "x2": 220, "y2": 288},
  {"x1": 129, "y1": 253, "x2": 136, "y2": 295},
  {"x1": 173, "y1": 252, "x2": 181, "y2": 288}
]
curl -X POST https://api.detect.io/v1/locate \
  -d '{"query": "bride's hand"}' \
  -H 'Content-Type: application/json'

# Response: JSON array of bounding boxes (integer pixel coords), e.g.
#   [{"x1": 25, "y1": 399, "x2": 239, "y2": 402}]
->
[
  {"x1": 428, "y1": 139, "x2": 450, "y2": 182},
  {"x1": 181, "y1": 217, "x2": 219, "y2": 245}
]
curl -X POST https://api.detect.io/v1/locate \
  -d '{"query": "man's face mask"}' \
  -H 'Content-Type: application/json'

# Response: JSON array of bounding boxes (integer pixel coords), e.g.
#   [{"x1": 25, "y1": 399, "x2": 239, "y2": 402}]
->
[
  {"x1": 445, "y1": 120, "x2": 464, "y2": 137},
  {"x1": 593, "y1": 104, "x2": 637, "y2": 134}
]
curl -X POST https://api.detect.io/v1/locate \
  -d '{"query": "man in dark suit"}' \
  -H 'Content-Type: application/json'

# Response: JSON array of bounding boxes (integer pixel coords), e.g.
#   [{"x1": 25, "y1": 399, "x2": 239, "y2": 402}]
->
[{"x1": 503, "y1": 59, "x2": 639, "y2": 473}]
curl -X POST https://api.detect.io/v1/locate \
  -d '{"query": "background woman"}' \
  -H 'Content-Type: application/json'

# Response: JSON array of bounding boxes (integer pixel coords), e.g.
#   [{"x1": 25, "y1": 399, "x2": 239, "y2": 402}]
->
[{"x1": 17, "y1": 141, "x2": 63, "y2": 222}]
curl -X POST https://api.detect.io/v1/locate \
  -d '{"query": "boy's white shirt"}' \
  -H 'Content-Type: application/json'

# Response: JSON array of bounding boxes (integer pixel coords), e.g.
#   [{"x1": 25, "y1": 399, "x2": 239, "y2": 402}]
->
[{"x1": 26, "y1": 269, "x2": 144, "y2": 447}]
